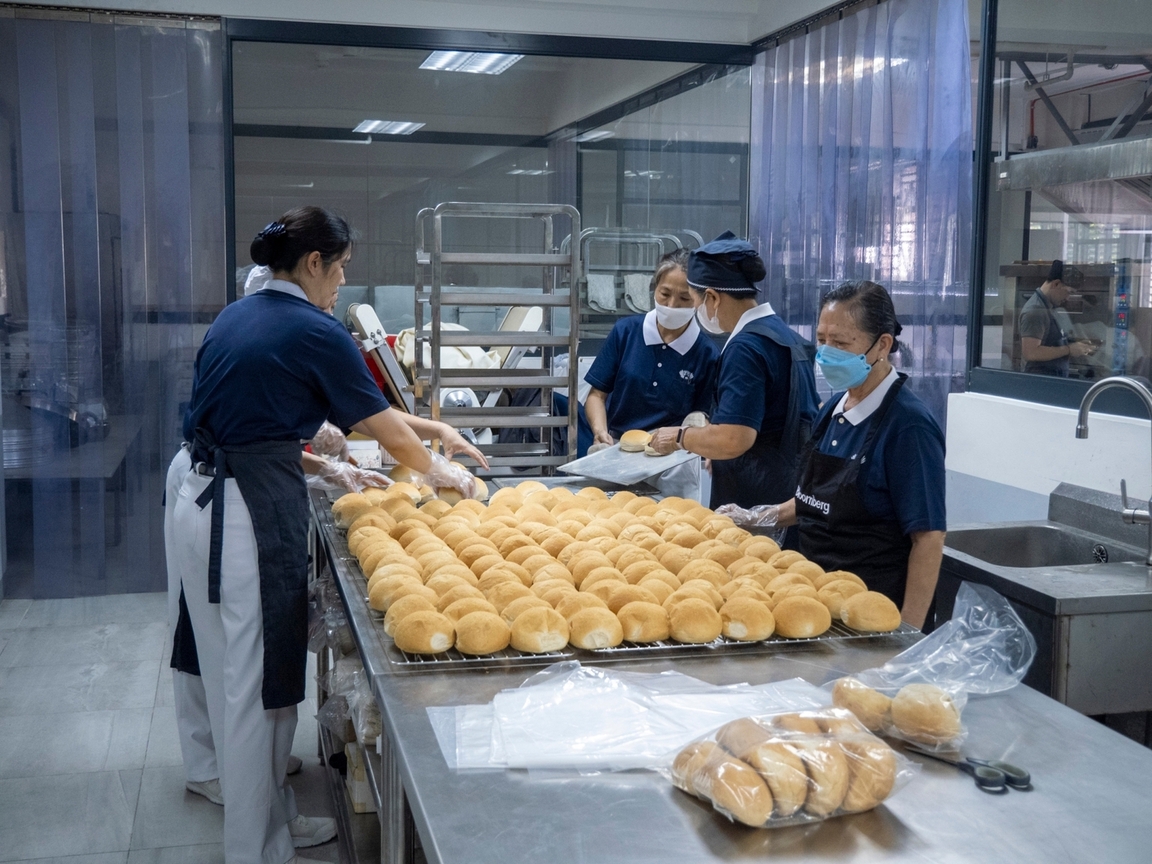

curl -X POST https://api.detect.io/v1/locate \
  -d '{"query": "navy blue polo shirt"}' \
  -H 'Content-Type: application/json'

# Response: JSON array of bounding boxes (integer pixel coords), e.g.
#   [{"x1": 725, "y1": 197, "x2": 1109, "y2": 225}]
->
[
  {"x1": 711, "y1": 307, "x2": 795, "y2": 436},
  {"x1": 585, "y1": 311, "x2": 719, "y2": 436},
  {"x1": 815, "y1": 373, "x2": 946, "y2": 534},
  {"x1": 183, "y1": 287, "x2": 389, "y2": 445}
]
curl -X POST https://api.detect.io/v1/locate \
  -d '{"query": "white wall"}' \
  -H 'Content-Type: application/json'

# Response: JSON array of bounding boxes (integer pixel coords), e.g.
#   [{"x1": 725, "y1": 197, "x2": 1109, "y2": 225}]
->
[{"x1": 946, "y1": 391, "x2": 1152, "y2": 525}]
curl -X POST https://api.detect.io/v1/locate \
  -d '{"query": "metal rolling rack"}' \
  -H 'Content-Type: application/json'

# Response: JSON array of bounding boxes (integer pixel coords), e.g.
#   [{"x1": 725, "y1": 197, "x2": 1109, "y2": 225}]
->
[{"x1": 413, "y1": 202, "x2": 581, "y2": 474}]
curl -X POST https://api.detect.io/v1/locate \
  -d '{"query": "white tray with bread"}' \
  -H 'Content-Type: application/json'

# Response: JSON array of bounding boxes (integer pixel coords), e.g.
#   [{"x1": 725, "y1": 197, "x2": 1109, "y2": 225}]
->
[{"x1": 324, "y1": 480, "x2": 915, "y2": 672}]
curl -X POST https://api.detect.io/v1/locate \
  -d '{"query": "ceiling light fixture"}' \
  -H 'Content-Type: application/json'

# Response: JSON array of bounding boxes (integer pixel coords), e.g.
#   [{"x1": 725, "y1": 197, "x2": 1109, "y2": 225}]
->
[
  {"x1": 574, "y1": 130, "x2": 615, "y2": 143},
  {"x1": 420, "y1": 51, "x2": 523, "y2": 75},
  {"x1": 352, "y1": 120, "x2": 425, "y2": 135}
]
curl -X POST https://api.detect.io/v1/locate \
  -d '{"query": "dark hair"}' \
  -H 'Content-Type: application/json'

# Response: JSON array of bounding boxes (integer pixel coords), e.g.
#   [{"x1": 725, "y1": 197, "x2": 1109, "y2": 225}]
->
[
  {"x1": 819, "y1": 280, "x2": 903, "y2": 354},
  {"x1": 250, "y1": 206, "x2": 353, "y2": 272},
  {"x1": 649, "y1": 248, "x2": 690, "y2": 293}
]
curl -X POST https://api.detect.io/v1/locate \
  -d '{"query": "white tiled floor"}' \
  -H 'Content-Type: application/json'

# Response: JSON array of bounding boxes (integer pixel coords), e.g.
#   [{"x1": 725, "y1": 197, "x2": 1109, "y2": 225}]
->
[{"x1": 0, "y1": 593, "x2": 338, "y2": 864}]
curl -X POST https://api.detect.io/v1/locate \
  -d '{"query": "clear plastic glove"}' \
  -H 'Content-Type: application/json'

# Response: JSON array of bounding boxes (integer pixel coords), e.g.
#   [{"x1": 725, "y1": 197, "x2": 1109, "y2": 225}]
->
[
  {"x1": 438, "y1": 425, "x2": 491, "y2": 469},
  {"x1": 313, "y1": 460, "x2": 392, "y2": 493},
  {"x1": 418, "y1": 451, "x2": 477, "y2": 499},
  {"x1": 715, "y1": 502, "x2": 780, "y2": 529},
  {"x1": 311, "y1": 421, "x2": 350, "y2": 461}
]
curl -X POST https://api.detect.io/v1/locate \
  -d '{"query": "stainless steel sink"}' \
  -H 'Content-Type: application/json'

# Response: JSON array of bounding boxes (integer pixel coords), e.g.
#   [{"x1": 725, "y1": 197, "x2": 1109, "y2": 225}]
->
[{"x1": 945, "y1": 523, "x2": 1146, "y2": 568}]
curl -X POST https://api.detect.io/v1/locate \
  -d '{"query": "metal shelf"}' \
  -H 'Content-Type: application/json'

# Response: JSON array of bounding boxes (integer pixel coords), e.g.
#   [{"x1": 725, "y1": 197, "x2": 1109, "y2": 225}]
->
[{"x1": 417, "y1": 292, "x2": 572, "y2": 307}]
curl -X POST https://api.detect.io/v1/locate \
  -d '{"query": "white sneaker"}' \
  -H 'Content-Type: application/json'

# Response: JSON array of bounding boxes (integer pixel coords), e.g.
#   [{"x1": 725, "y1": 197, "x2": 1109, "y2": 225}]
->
[
  {"x1": 288, "y1": 814, "x2": 337, "y2": 848},
  {"x1": 185, "y1": 778, "x2": 223, "y2": 806},
  {"x1": 287, "y1": 754, "x2": 303, "y2": 775}
]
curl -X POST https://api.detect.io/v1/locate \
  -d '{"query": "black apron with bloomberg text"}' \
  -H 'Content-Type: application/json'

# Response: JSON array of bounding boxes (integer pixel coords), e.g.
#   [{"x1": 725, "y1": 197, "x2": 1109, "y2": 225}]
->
[
  {"x1": 795, "y1": 375, "x2": 912, "y2": 605},
  {"x1": 170, "y1": 431, "x2": 310, "y2": 710},
  {"x1": 711, "y1": 317, "x2": 816, "y2": 509}
]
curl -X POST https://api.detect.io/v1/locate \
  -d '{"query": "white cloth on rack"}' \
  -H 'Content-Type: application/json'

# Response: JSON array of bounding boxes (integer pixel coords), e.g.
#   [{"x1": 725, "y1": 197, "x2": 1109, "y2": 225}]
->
[
  {"x1": 394, "y1": 323, "x2": 502, "y2": 372},
  {"x1": 623, "y1": 273, "x2": 652, "y2": 312},
  {"x1": 586, "y1": 273, "x2": 617, "y2": 312}
]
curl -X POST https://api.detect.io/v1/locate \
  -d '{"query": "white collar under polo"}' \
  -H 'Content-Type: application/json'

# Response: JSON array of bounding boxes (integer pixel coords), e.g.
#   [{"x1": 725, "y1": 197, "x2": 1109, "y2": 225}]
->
[
  {"x1": 833, "y1": 365, "x2": 900, "y2": 425},
  {"x1": 641, "y1": 309, "x2": 701, "y2": 356},
  {"x1": 724, "y1": 301, "x2": 776, "y2": 348},
  {"x1": 263, "y1": 279, "x2": 309, "y2": 303}
]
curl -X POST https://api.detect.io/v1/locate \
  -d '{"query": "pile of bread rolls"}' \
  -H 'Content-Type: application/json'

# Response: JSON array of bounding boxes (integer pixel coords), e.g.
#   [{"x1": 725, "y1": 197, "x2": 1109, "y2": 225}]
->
[
  {"x1": 334, "y1": 482, "x2": 902, "y2": 657},
  {"x1": 831, "y1": 677, "x2": 964, "y2": 748},
  {"x1": 670, "y1": 710, "x2": 904, "y2": 827}
]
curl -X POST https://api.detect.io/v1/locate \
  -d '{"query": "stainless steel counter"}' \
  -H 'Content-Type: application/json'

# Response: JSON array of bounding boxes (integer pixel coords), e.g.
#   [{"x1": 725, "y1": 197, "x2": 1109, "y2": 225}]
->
[{"x1": 313, "y1": 495, "x2": 1152, "y2": 864}]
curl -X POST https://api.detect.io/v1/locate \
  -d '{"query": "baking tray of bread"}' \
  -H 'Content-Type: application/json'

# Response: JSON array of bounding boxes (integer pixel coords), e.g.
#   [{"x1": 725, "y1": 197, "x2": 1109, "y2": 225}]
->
[{"x1": 324, "y1": 481, "x2": 913, "y2": 674}]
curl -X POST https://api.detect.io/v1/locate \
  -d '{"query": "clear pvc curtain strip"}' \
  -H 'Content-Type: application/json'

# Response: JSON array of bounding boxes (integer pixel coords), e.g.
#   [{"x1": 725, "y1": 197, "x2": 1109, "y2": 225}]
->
[
  {"x1": 0, "y1": 13, "x2": 224, "y2": 598},
  {"x1": 749, "y1": 0, "x2": 973, "y2": 421}
]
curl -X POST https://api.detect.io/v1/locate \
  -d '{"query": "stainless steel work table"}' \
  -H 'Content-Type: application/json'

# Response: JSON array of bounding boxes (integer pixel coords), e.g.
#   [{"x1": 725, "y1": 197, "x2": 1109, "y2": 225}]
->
[{"x1": 312, "y1": 499, "x2": 1152, "y2": 864}]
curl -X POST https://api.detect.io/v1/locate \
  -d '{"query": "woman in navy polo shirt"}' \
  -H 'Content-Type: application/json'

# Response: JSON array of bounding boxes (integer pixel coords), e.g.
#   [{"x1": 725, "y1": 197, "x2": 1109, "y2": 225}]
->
[
  {"x1": 649, "y1": 233, "x2": 819, "y2": 510},
  {"x1": 583, "y1": 249, "x2": 719, "y2": 444},
  {"x1": 728, "y1": 281, "x2": 946, "y2": 629}
]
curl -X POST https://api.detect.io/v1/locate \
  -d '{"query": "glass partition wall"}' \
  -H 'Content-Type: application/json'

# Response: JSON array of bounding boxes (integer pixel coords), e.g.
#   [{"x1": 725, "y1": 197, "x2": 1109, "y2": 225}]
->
[{"x1": 976, "y1": 0, "x2": 1152, "y2": 386}]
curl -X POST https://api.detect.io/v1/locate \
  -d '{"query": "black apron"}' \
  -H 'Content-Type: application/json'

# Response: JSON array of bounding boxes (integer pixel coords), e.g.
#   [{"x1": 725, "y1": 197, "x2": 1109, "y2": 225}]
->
[
  {"x1": 795, "y1": 374, "x2": 912, "y2": 605},
  {"x1": 170, "y1": 430, "x2": 310, "y2": 710},
  {"x1": 711, "y1": 316, "x2": 817, "y2": 509}
]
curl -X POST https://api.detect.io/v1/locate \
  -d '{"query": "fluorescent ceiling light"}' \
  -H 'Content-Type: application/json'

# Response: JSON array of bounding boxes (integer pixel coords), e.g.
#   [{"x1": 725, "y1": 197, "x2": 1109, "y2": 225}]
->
[
  {"x1": 574, "y1": 130, "x2": 614, "y2": 143},
  {"x1": 507, "y1": 169, "x2": 554, "y2": 176},
  {"x1": 352, "y1": 120, "x2": 425, "y2": 135},
  {"x1": 420, "y1": 51, "x2": 523, "y2": 74}
]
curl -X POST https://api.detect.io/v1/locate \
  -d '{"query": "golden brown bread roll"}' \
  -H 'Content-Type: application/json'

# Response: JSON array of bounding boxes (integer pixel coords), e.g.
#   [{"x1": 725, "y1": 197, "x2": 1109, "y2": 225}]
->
[
  {"x1": 383, "y1": 594, "x2": 435, "y2": 636},
  {"x1": 555, "y1": 592, "x2": 608, "y2": 619},
  {"x1": 890, "y1": 684, "x2": 962, "y2": 746},
  {"x1": 703, "y1": 754, "x2": 775, "y2": 827},
  {"x1": 839, "y1": 738, "x2": 898, "y2": 813},
  {"x1": 605, "y1": 583, "x2": 660, "y2": 613},
  {"x1": 772, "y1": 596, "x2": 832, "y2": 638},
  {"x1": 701, "y1": 545, "x2": 744, "y2": 569},
  {"x1": 500, "y1": 595, "x2": 551, "y2": 626},
  {"x1": 457, "y1": 543, "x2": 499, "y2": 568},
  {"x1": 636, "y1": 578, "x2": 674, "y2": 605},
  {"x1": 510, "y1": 606, "x2": 570, "y2": 653},
  {"x1": 484, "y1": 580, "x2": 534, "y2": 613},
  {"x1": 424, "y1": 574, "x2": 471, "y2": 598},
  {"x1": 768, "y1": 550, "x2": 806, "y2": 570},
  {"x1": 677, "y1": 580, "x2": 724, "y2": 609},
  {"x1": 497, "y1": 534, "x2": 535, "y2": 558},
  {"x1": 488, "y1": 487, "x2": 523, "y2": 509},
  {"x1": 720, "y1": 597, "x2": 775, "y2": 641},
  {"x1": 375, "y1": 581, "x2": 437, "y2": 612},
  {"x1": 792, "y1": 739, "x2": 850, "y2": 817},
  {"x1": 347, "y1": 509, "x2": 396, "y2": 537},
  {"x1": 813, "y1": 569, "x2": 867, "y2": 590},
  {"x1": 532, "y1": 563, "x2": 575, "y2": 586},
  {"x1": 347, "y1": 527, "x2": 390, "y2": 559},
  {"x1": 394, "y1": 611, "x2": 455, "y2": 654},
  {"x1": 469, "y1": 554, "x2": 507, "y2": 579},
  {"x1": 669, "y1": 597, "x2": 723, "y2": 643},
  {"x1": 367, "y1": 562, "x2": 421, "y2": 589},
  {"x1": 714, "y1": 718, "x2": 769, "y2": 757},
  {"x1": 768, "y1": 584, "x2": 819, "y2": 608},
  {"x1": 830, "y1": 678, "x2": 892, "y2": 733},
  {"x1": 765, "y1": 573, "x2": 812, "y2": 594},
  {"x1": 671, "y1": 741, "x2": 719, "y2": 795},
  {"x1": 570, "y1": 553, "x2": 615, "y2": 586},
  {"x1": 740, "y1": 538, "x2": 781, "y2": 561},
  {"x1": 420, "y1": 499, "x2": 454, "y2": 519},
  {"x1": 435, "y1": 583, "x2": 485, "y2": 612},
  {"x1": 332, "y1": 493, "x2": 375, "y2": 528},
  {"x1": 671, "y1": 528, "x2": 710, "y2": 549},
  {"x1": 454, "y1": 611, "x2": 511, "y2": 655},
  {"x1": 787, "y1": 560, "x2": 825, "y2": 581},
  {"x1": 388, "y1": 465, "x2": 420, "y2": 485},
  {"x1": 616, "y1": 600, "x2": 670, "y2": 642},
  {"x1": 772, "y1": 712, "x2": 823, "y2": 735},
  {"x1": 531, "y1": 579, "x2": 576, "y2": 600},
  {"x1": 567, "y1": 607, "x2": 624, "y2": 649},
  {"x1": 728, "y1": 586, "x2": 774, "y2": 606},
  {"x1": 540, "y1": 534, "x2": 574, "y2": 557},
  {"x1": 676, "y1": 558, "x2": 731, "y2": 587},
  {"x1": 386, "y1": 482, "x2": 423, "y2": 505},
  {"x1": 745, "y1": 741, "x2": 810, "y2": 818},
  {"x1": 817, "y1": 580, "x2": 867, "y2": 618},
  {"x1": 840, "y1": 591, "x2": 902, "y2": 633},
  {"x1": 656, "y1": 546, "x2": 692, "y2": 576},
  {"x1": 488, "y1": 561, "x2": 532, "y2": 587},
  {"x1": 442, "y1": 596, "x2": 499, "y2": 623},
  {"x1": 582, "y1": 567, "x2": 626, "y2": 590},
  {"x1": 622, "y1": 560, "x2": 667, "y2": 584},
  {"x1": 619, "y1": 429, "x2": 652, "y2": 452},
  {"x1": 516, "y1": 480, "x2": 549, "y2": 496},
  {"x1": 714, "y1": 526, "x2": 752, "y2": 547},
  {"x1": 583, "y1": 580, "x2": 622, "y2": 604},
  {"x1": 726, "y1": 556, "x2": 766, "y2": 579}
]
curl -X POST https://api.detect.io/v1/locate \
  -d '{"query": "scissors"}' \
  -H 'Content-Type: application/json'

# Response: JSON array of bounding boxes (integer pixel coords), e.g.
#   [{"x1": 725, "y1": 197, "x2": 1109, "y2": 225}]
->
[{"x1": 906, "y1": 744, "x2": 1032, "y2": 794}]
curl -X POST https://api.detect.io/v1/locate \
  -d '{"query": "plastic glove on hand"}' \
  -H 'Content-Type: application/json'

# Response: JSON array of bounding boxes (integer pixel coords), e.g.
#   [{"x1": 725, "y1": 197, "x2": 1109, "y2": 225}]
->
[
  {"x1": 586, "y1": 442, "x2": 612, "y2": 456},
  {"x1": 316, "y1": 460, "x2": 391, "y2": 493},
  {"x1": 310, "y1": 421, "x2": 350, "y2": 461},
  {"x1": 438, "y1": 426, "x2": 491, "y2": 470},
  {"x1": 421, "y1": 451, "x2": 477, "y2": 499},
  {"x1": 714, "y1": 503, "x2": 780, "y2": 529}
]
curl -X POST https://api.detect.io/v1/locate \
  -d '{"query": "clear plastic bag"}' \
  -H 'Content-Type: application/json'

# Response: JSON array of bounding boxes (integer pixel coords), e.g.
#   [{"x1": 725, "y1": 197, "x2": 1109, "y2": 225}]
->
[
  {"x1": 660, "y1": 708, "x2": 917, "y2": 828},
  {"x1": 825, "y1": 582, "x2": 1037, "y2": 751},
  {"x1": 347, "y1": 669, "x2": 383, "y2": 743}
]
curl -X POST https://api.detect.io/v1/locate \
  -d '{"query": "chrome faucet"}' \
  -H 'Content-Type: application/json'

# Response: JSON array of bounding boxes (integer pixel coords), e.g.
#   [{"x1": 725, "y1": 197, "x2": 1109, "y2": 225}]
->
[{"x1": 1076, "y1": 376, "x2": 1152, "y2": 566}]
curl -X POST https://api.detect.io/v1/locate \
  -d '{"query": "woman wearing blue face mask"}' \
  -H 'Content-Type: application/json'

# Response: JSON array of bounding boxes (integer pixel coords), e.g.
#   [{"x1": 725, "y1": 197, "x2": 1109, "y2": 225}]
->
[
  {"x1": 583, "y1": 249, "x2": 720, "y2": 449},
  {"x1": 772, "y1": 281, "x2": 946, "y2": 629},
  {"x1": 648, "y1": 232, "x2": 819, "y2": 510}
]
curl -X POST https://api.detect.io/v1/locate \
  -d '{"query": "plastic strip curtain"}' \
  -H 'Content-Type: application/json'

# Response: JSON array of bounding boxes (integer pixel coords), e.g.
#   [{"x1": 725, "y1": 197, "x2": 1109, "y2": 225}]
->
[
  {"x1": 749, "y1": 0, "x2": 972, "y2": 420},
  {"x1": 0, "y1": 16, "x2": 224, "y2": 597}
]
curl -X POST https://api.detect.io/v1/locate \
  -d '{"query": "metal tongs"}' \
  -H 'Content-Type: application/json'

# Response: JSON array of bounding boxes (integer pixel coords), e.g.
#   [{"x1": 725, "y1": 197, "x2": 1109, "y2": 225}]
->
[{"x1": 905, "y1": 744, "x2": 1032, "y2": 795}]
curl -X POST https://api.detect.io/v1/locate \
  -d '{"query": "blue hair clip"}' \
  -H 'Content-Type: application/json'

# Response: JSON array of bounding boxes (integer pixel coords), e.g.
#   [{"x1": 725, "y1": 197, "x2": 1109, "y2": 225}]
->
[{"x1": 259, "y1": 221, "x2": 286, "y2": 239}]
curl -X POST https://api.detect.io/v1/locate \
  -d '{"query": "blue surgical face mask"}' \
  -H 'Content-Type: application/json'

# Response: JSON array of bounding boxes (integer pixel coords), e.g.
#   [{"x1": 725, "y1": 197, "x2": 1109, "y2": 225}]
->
[{"x1": 815, "y1": 340, "x2": 877, "y2": 390}]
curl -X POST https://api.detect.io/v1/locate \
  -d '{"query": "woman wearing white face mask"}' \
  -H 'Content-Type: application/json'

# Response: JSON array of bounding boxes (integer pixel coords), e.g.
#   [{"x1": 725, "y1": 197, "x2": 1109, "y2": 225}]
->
[
  {"x1": 583, "y1": 249, "x2": 720, "y2": 449},
  {"x1": 648, "y1": 232, "x2": 819, "y2": 511}
]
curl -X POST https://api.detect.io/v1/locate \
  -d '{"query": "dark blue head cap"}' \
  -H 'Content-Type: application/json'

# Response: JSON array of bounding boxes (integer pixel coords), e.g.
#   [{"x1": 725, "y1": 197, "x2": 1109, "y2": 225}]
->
[{"x1": 687, "y1": 231, "x2": 766, "y2": 293}]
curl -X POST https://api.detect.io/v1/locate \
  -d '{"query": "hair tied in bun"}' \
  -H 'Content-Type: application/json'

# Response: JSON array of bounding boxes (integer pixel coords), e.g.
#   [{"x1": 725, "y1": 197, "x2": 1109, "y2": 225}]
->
[
  {"x1": 738, "y1": 253, "x2": 767, "y2": 284},
  {"x1": 259, "y1": 221, "x2": 287, "y2": 240}
]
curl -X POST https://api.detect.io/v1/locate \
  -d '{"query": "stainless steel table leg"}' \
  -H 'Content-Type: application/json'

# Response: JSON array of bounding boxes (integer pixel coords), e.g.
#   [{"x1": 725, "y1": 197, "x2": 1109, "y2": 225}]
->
[{"x1": 378, "y1": 730, "x2": 414, "y2": 864}]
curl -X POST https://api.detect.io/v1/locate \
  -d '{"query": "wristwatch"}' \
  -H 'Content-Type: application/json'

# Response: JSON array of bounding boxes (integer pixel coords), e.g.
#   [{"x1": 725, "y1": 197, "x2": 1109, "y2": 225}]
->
[{"x1": 676, "y1": 427, "x2": 687, "y2": 450}]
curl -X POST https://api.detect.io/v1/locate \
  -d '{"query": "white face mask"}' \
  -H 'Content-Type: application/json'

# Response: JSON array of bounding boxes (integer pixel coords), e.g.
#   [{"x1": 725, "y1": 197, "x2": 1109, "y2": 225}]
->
[
  {"x1": 654, "y1": 302, "x2": 697, "y2": 329},
  {"x1": 696, "y1": 295, "x2": 725, "y2": 334}
]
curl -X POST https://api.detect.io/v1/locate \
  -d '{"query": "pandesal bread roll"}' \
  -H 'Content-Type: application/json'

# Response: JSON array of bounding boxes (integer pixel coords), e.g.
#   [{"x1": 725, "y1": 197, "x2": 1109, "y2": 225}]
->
[
  {"x1": 347, "y1": 509, "x2": 396, "y2": 536},
  {"x1": 740, "y1": 536, "x2": 781, "y2": 559},
  {"x1": 830, "y1": 678, "x2": 892, "y2": 733},
  {"x1": 606, "y1": 583, "x2": 660, "y2": 613},
  {"x1": 772, "y1": 596, "x2": 832, "y2": 638},
  {"x1": 442, "y1": 527, "x2": 478, "y2": 551},
  {"x1": 583, "y1": 580, "x2": 622, "y2": 604},
  {"x1": 813, "y1": 569, "x2": 867, "y2": 590},
  {"x1": 715, "y1": 526, "x2": 752, "y2": 547},
  {"x1": 497, "y1": 534, "x2": 535, "y2": 558},
  {"x1": 516, "y1": 480, "x2": 549, "y2": 496},
  {"x1": 622, "y1": 560, "x2": 665, "y2": 584},
  {"x1": 575, "y1": 523, "x2": 615, "y2": 543},
  {"x1": 419, "y1": 499, "x2": 453, "y2": 519},
  {"x1": 662, "y1": 586, "x2": 715, "y2": 614},
  {"x1": 477, "y1": 570, "x2": 519, "y2": 594},
  {"x1": 454, "y1": 611, "x2": 511, "y2": 655},
  {"x1": 443, "y1": 596, "x2": 499, "y2": 623},
  {"x1": 768, "y1": 584, "x2": 819, "y2": 608},
  {"x1": 489, "y1": 561, "x2": 532, "y2": 587},
  {"x1": 387, "y1": 482, "x2": 423, "y2": 506},
  {"x1": 424, "y1": 574, "x2": 471, "y2": 598},
  {"x1": 500, "y1": 595, "x2": 551, "y2": 626},
  {"x1": 839, "y1": 738, "x2": 898, "y2": 813},
  {"x1": 768, "y1": 550, "x2": 806, "y2": 570},
  {"x1": 701, "y1": 545, "x2": 744, "y2": 569},
  {"x1": 452, "y1": 498, "x2": 487, "y2": 516},
  {"x1": 787, "y1": 560, "x2": 825, "y2": 581},
  {"x1": 532, "y1": 562, "x2": 575, "y2": 586},
  {"x1": 394, "y1": 611, "x2": 455, "y2": 654},
  {"x1": 435, "y1": 584, "x2": 485, "y2": 612},
  {"x1": 379, "y1": 498, "x2": 417, "y2": 520},
  {"x1": 619, "y1": 429, "x2": 652, "y2": 452},
  {"x1": 367, "y1": 575, "x2": 419, "y2": 610},
  {"x1": 772, "y1": 712, "x2": 823, "y2": 735},
  {"x1": 616, "y1": 601, "x2": 670, "y2": 642},
  {"x1": 840, "y1": 591, "x2": 902, "y2": 633},
  {"x1": 669, "y1": 597, "x2": 723, "y2": 643},
  {"x1": 472, "y1": 477, "x2": 489, "y2": 502},
  {"x1": 677, "y1": 559, "x2": 731, "y2": 588},
  {"x1": 671, "y1": 528, "x2": 710, "y2": 549},
  {"x1": 635, "y1": 568, "x2": 680, "y2": 591},
  {"x1": 480, "y1": 523, "x2": 518, "y2": 544},
  {"x1": 703, "y1": 755, "x2": 775, "y2": 827},
  {"x1": 720, "y1": 597, "x2": 775, "y2": 641},
  {"x1": 637, "y1": 578, "x2": 674, "y2": 605},
  {"x1": 671, "y1": 741, "x2": 720, "y2": 795},
  {"x1": 555, "y1": 592, "x2": 608, "y2": 620},
  {"x1": 714, "y1": 717, "x2": 770, "y2": 758},
  {"x1": 457, "y1": 543, "x2": 499, "y2": 568},
  {"x1": 792, "y1": 740, "x2": 850, "y2": 817},
  {"x1": 541, "y1": 586, "x2": 578, "y2": 607},
  {"x1": 332, "y1": 493, "x2": 375, "y2": 528},
  {"x1": 383, "y1": 594, "x2": 436, "y2": 636},
  {"x1": 367, "y1": 562, "x2": 421, "y2": 589},
  {"x1": 567, "y1": 607, "x2": 624, "y2": 649},
  {"x1": 766, "y1": 573, "x2": 812, "y2": 594},
  {"x1": 531, "y1": 578, "x2": 575, "y2": 599},
  {"x1": 582, "y1": 567, "x2": 626, "y2": 591},
  {"x1": 374, "y1": 581, "x2": 436, "y2": 613},
  {"x1": 485, "y1": 580, "x2": 534, "y2": 613},
  {"x1": 348, "y1": 527, "x2": 389, "y2": 559},
  {"x1": 540, "y1": 533, "x2": 574, "y2": 558},
  {"x1": 727, "y1": 556, "x2": 766, "y2": 579},
  {"x1": 469, "y1": 554, "x2": 507, "y2": 578},
  {"x1": 361, "y1": 487, "x2": 393, "y2": 506},
  {"x1": 656, "y1": 545, "x2": 692, "y2": 576},
  {"x1": 502, "y1": 546, "x2": 545, "y2": 567},
  {"x1": 743, "y1": 741, "x2": 810, "y2": 818},
  {"x1": 817, "y1": 580, "x2": 868, "y2": 618},
  {"x1": 488, "y1": 487, "x2": 523, "y2": 510},
  {"x1": 388, "y1": 465, "x2": 420, "y2": 485},
  {"x1": 510, "y1": 606, "x2": 570, "y2": 653},
  {"x1": 678, "y1": 580, "x2": 724, "y2": 609},
  {"x1": 397, "y1": 526, "x2": 433, "y2": 548},
  {"x1": 570, "y1": 554, "x2": 615, "y2": 586},
  {"x1": 890, "y1": 684, "x2": 962, "y2": 746}
]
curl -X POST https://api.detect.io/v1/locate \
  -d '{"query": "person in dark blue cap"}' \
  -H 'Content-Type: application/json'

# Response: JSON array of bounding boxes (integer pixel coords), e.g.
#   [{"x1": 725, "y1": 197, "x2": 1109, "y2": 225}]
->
[
  {"x1": 1019, "y1": 259, "x2": 1093, "y2": 376},
  {"x1": 648, "y1": 232, "x2": 819, "y2": 510}
]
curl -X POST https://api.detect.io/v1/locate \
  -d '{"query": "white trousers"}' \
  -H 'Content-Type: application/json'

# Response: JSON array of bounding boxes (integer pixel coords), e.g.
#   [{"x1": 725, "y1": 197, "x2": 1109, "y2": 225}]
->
[
  {"x1": 165, "y1": 448, "x2": 218, "y2": 784},
  {"x1": 171, "y1": 465, "x2": 298, "y2": 864}
]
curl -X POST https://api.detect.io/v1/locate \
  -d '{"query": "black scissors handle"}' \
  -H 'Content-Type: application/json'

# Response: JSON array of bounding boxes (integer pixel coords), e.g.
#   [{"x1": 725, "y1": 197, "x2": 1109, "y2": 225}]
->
[
  {"x1": 968, "y1": 758, "x2": 1032, "y2": 790},
  {"x1": 956, "y1": 760, "x2": 1009, "y2": 794}
]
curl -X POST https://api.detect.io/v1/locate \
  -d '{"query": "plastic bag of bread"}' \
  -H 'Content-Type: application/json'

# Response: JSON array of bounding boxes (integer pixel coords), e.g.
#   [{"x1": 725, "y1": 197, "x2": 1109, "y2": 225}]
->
[
  {"x1": 825, "y1": 583, "x2": 1037, "y2": 751},
  {"x1": 663, "y1": 708, "x2": 916, "y2": 828}
]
